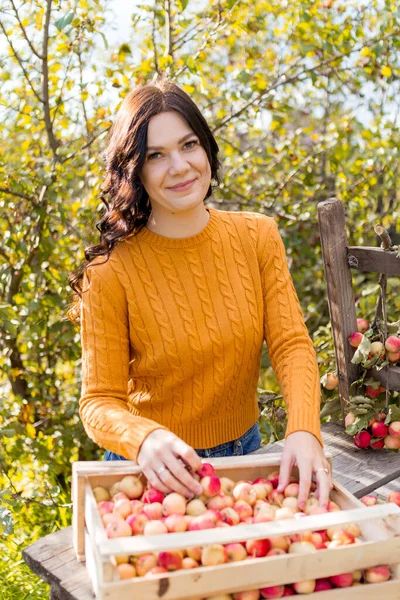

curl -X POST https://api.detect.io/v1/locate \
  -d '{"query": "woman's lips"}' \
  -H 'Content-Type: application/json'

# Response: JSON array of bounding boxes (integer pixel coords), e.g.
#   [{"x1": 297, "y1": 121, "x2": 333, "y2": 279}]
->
[{"x1": 168, "y1": 178, "x2": 197, "y2": 191}]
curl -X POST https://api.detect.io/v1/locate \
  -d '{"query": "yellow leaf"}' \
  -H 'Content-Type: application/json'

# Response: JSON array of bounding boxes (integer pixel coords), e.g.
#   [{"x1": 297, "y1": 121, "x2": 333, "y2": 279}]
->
[
  {"x1": 361, "y1": 47, "x2": 371, "y2": 57},
  {"x1": 26, "y1": 423, "x2": 36, "y2": 438},
  {"x1": 381, "y1": 65, "x2": 392, "y2": 78}
]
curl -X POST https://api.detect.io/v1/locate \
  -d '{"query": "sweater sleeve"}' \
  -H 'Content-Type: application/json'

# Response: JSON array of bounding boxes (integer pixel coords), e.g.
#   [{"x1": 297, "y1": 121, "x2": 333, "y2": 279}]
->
[
  {"x1": 257, "y1": 217, "x2": 323, "y2": 446},
  {"x1": 79, "y1": 258, "x2": 167, "y2": 462}
]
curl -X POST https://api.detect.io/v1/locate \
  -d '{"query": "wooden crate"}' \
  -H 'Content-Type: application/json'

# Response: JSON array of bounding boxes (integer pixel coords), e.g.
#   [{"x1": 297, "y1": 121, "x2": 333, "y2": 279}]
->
[{"x1": 72, "y1": 454, "x2": 400, "y2": 600}]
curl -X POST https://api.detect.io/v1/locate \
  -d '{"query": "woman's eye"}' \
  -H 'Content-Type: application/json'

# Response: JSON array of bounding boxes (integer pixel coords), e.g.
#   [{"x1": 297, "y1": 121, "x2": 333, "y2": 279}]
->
[
  {"x1": 185, "y1": 140, "x2": 198, "y2": 149},
  {"x1": 148, "y1": 152, "x2": 161, "y2": 160}
]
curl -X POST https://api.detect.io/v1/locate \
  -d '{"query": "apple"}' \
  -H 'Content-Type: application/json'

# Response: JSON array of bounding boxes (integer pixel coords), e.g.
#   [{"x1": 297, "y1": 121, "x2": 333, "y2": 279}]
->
[
  {"x1": 329, "y1": 572, "x2": 353, "y2": 587},
  {"x1": 182, "y1": 556, "x2": 199, "y2": 569},
  {"x1": 233, "y1": 591, "x2": 260, "y2": 600},
  {"x1": 371, "y1": 421, "x2": 389, "y2": 438},
  {"x1": 188, "y1": 515, "x2": 215, "y2": 531},
  {"x1": 330, "y1": 529, "x2": 355, "y2": 545},
  {"x1": 288, "y1": 541, "x2": 317, "y2": 554},
  {"x1": 207, "y1": 494, "x2": 227, "y2": 511},
  {"x1": 252, "y1": 478, "x2": 274, "y2": 496},
  {"x1": 364, "y1": 564, "x2": 391, "y2": 583},
  {"x1": 204, "y1": 509, "x2": 222, "y2": 523},
  {"x1": 283, "y1": 483, "x2": 299, "y2": 498},
  {"x1": 268, "y1": 490, "x2": 284, "y2": 506},
  {"x1": 233, "y1": 500, "x2": 253, "y2": 520},
  {"x1": 384, "y1": 435, "x2": 400, "y2": 450},
  {"x1": 119, "y1": 475, "x2": 144, "y2": 499},
  {"x1": 252, "y1": 483, "x2": 268, "y2": 500},
  {"x1": 102, "y1": 512, "x2": 124, "y2": 527},
  {"x1": 135, "y1": 553, "x2": 158, "y2": 576},
  {"x1": 164, "y1": 514, "x2": 188, "y2": 533},
  {"x1": 387, "y1": 491, "x2": 400, "y2": 506},
  {"x1": 116, "y1": 563, "x2": 136, "y2": 579},
  {"x1": 220, "y1": 507, "x2": 240, "y2": 526},
  {"x1": 233, "y1": 483, "x2": 257, "y2": 506},
  {"x1": 220, "y1": 477, "x2": 235, "y2": 495},
  {"x1": 282, "y1": 587, "x2": 295, "y2": 596},
  {"x1": 186, "y1": 498, "x2": 207, "y2": 516},
  {"x1": 225, "y1": 542, "x2": 248, "y2": 562},
  {"x1": 387, "y1": 351, "x2": 400, "y2": 363},
  {"x1": 246, "y1": 538, "x2": 271, "y2": 557},
  {"x1": 292, "y1": 580, "x2": 316, "y2": 594},
  {"x1": 361, "y1": 495, "x2": 377, "y2": 506},
  {"x1": 201, "y1": 475, "x2": 221, "y2": 497},
  {"x1": 371, "y1": 439, "x2": 385, "y2": 449},
  {"x1": 348, "y1": 332, "x2": 363, "y2": 347},
  {"x1": 270, "y1": 536, "x2": 290, "y2": 552},
  {"x1": 142, "y1": 502, "x2": 163, "y2": 520},
  {"x1": 163, "y1": 492, "x2": 186, "y2": 516},
  {"x1": 142, "y1": 488, "x2": 165, "y2": 504},
  {"x1": 186, "y1": 546, "x2": 202, "y2": 561},
  {"x1": 281, "y1": 497, "x2": 298, "y2": 512},
  {"x1": 158, "y1": 550, "x2": 183, "y2": 571},
  {"x1": 112, "y1": 491, "x2": 129, "y2": 502},
  {"x1": 352, "y1": 570, "x2": 362, "y2": 582},
  {"x1": 327, "y1": 500, "x2": 340, "y2": 512},
  {"x1": 126, "y1": 513, "x2": 149, "y2": 535},
  {"x1": 113, "y1": 498, "x2": 132, "y2": 519},
  {"x1": 143, "y1": 520, "x2": 168, "y2": 535},
  {"x1": 353, "y1": 430, "x2": 371, "y2": 448},
  {"x1": 389, "y1": 421, "x2": 400, "y2": 438},
  {"x1": 93, "y1": 486, "x2": 110, "y2": 502},
  {"x1": 266, "y1": 548, "x2": 286, "y2": 556},
  {"x1": 109, "y1": 482, "x2": 122, "y2": 498},
  {"x1": 105, "y1": 519, "x2": 132, "y2": 538},
  {"x1": 345, "y1": 412, "x2": 356, "y2": 427},
  {"x1": 324, "y1": 372, "x2": 339, "y2": 390},
  {"x1": 196, "y1": 462, "x2": 216, "y2": 478},
  {"x1": 357, "y1": 318, "x2": 369, "y2": 333},
  {"x1": 97, "y1": 500, "x2": 114, "y2": 517},
  {"x1": 385, "y1": 335, "x2": 400, "y2": 353},
  {"x1": 130, "y1": 499, "x2": 144, "y2": 514},
  {"x1": 201, "y1": 544, "x2": 228, "y2": 566},
  {"x1": 315, "y1": 578, "x2": 332, "y2": 591},
  {"x1": 267, "y1": 471, "x2": 280, "y2": 489},
  {"x1": 260, "y1": 585, "x2": 284, "y2": 598},
  {"x1": 369, "y1": 341, "x2": 384, "y2": 357}
]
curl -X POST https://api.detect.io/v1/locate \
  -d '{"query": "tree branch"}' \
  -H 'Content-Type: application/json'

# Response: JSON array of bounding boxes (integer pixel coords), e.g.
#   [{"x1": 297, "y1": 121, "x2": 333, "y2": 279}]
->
[
  {"x1": 41, "y1": 0, "x2": 60, "y2": 159},
  {"x1": 152, "y1": 9, "x2": 160, "y2": 75},
  {"x1": 0, "y1": 186, "x2": 36, "y2": 202},
  {"x1": 10, "y1": 0, "x2": 44, "y2": 59},
  {"x1": 0, "y1": 19, "x2": 43, "y2": 103}
]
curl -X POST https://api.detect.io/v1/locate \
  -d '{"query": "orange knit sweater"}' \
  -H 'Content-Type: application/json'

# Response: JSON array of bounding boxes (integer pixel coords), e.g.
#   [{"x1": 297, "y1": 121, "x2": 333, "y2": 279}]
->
[{"x1": 79, "y1": 207, "x2": 322, "y2": 461}]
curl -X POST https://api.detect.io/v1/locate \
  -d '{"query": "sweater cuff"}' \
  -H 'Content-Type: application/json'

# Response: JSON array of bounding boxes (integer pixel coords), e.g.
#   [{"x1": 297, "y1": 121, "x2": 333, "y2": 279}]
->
[
  {"x1": 285, "y1": 413, "x2": 324, "y2": 448},
  {"x1": 119, "y1": 421, "x2": 169, "y2": 463}
]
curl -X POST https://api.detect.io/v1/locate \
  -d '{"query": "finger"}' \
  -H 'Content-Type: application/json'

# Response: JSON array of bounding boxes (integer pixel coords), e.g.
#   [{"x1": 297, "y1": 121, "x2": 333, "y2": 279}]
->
[
  {"x1": 173, "y1": 439, "x2": 203, "y2": 473},
  {"x1": 157, "y1": 460, "x2": 198, "y2": 499},
  {"x1": 277, "y1": 452, "x2": 293, "y2": 492},
  {"x1": 316, "y1": 471, "x2": 332, "y2": 509},
  {"x1": 144, "y1": 467, "x2": 172, "y2": 495},
  {"x1": 297, "y1": 463, "x2": 312, "y2": 510},
  {"x1": 164, "y1": 454, "x2": 203, "y2": 496}
]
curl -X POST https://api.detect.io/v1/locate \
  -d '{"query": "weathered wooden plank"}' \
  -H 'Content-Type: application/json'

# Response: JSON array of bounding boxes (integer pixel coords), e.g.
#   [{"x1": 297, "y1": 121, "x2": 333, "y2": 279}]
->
[
  {"x1": 369, "y1": 365, "x2": 400, "y2": 392},
  {"x1": 347, "y1": 246, "x2": 400, "y2": 276},
  {"x1": 317, "y1": 198, "x2": 360, "y2": 414}
]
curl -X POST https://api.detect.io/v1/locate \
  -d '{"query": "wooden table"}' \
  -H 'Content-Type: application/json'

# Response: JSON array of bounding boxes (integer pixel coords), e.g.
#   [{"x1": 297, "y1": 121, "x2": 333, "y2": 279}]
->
[{"x1": 22, "y1": 422, "x2": 400, "y2": 600}]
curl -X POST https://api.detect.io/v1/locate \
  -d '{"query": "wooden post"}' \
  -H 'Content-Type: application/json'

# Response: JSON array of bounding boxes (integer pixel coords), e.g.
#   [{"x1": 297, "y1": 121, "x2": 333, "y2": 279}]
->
[{"x1": 317, "y1": 198, "x2": 360, "y2": 416}]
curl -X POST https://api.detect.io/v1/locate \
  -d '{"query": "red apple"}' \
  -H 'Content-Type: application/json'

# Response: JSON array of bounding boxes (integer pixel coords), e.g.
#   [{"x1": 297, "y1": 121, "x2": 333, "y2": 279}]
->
[
  {"x1": 201, "y1": 475, "x2": 221, "y2": 497},
  {"x1": 196, "y1": 462, "x2": 216, "y2": 478},
  {"x1": 324, "y1": 372, "x2": 339, "y2": 390},
  {"x1": 389, "y1": 421, "x2": 400, "y2": 438},
  {"x1": 357, "y1": 318, "x2": 369, "y2": 333},
  {"x1": 361, "y1": 495, "x2": 377, "y2": 507},
  {"x1": 387, "y1": 491, "x2": 400, "y2": 506},
  {"x1": 201, "y1": 544, "x2": 227, "y2": 566},
  {"x1": 130, "y1": 499, "x2": 144, "y2": 514},
  {"x1": 385, "y1": 335, "x2": 400, "y2": 353},
  {"x1": 164, "y1": 514, "x2": 188, "y2": 533},
  {"x1": 267, "y1": 471, "x2": 280, "y2": 489},
  {"x1": 384, "y1": 434, "x2": 400, "y2": 450},
  {"x1": 97, "y1": 500, "x2": 114, "y2": 517},
  {"x1": 163, "y1": 492, "x2": 186, "y2": 516},
  {"x1": 220, "y1": 507, "x2": 240, "y2": 526},
  {"x1": 188, "y1": 515, "x2": 215, "y2": 531},
  {"x1": 142, "y1": 488, "x2": 165, "y2": 504},
  {"x1": 135, "y1": 553, "x2": 157, "y2": 576},
  {"x1": 182, "y1": 556, "x2": 199, "y2": 569},
  {"x1": 142, "y1": 502, "x2": 163, "y2": 520},
  {"x1": 260, "y1": 585, "x2": 284, "y2": 598},
  {"x1": 371, "y1": 438, "x2": 385, "y2": 449},
  {"x1": 105, "y1": 519, "x2": 131, "y2": 538},
  {"x1": 233, "y1": 500, "x2": 253, "y2": 520},
  {"x1": 364, "y1": 564, "x2": 391, "y2": 583},
  {"x1": 315, "y1": 578, "x2": 332, "y2": 591},
  {"x1": 126, "y1": 513, "x2": 149, "y2": 535},
  {"x1": 246, "y1": 538, "x2": 271, "y2": 557},
  {"x1": 116, "y1": 563, "x2": 136, "y2": 579},
  {"x1": 158, "y1": 550, "x2": 183, "y2": 571},
  {"x1": 353, "y1": 430, "x2": 371, "y2": 448},
  {"x1": 233, "y1": 591, "x2": 260, "y2": 600},
  {"x1": 348, "y1": 332, "x2": 363, "y2": 347},
  {"x1": 225, "y1": 542, "x2": 248, "y2": 562},
  {"x1": 371, "y1": 421, "x2": 389, "y2": 437},
  {"x1": 329, "y1": 572, "x2": 353, "y2": 587},
  {"x1": 143, "y1": 520, "x2": 168, "y2": 535}
]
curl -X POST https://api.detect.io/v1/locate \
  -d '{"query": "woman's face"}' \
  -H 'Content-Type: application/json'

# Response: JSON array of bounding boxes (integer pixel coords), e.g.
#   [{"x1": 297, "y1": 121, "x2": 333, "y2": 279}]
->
[{"x1": 139, "y1": 111, "x2": 211, "y2": 215}]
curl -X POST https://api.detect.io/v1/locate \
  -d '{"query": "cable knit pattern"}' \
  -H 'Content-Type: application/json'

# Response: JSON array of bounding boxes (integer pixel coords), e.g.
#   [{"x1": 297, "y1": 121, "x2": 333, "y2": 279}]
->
[{"x1": 79, "y1": 207, "x2": 322, "y2": 462}]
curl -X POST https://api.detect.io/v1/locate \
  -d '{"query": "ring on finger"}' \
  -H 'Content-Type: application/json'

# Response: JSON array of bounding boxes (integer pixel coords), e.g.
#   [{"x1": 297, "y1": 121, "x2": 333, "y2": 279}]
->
[
  {"x1": 157, "y1": 465, "x2": 168, "y2": 476},
  {"x1": 315, "y1": 467, "x2": 329, "y2": 475}
]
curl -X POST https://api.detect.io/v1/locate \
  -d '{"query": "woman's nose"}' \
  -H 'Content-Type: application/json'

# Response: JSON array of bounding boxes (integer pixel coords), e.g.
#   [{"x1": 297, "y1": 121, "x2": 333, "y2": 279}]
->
[{"x1": 169, "y1": 151, "x2": 190, "y2": 175}]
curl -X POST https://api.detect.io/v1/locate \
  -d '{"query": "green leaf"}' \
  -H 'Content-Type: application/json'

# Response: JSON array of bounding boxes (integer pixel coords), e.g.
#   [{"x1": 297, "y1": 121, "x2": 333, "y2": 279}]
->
[
  {"x1": 345, "y1": 413, "x2": 370, "y2": 436},
  {"x1": 351, "y1": 335, "x2": 371, "y2": 364},
  {"x1": 55, "y1": 10, "x2": 75, "y2": 32},
  {"x1": 99, "y1": 32, "x2": 109, "y2": 50},
  {"x1": 320, "y1": 398, "x2": 341, "y2": 418},
  {"x1": 385, "y1": 404, "x2": 400, "y2": 424}
]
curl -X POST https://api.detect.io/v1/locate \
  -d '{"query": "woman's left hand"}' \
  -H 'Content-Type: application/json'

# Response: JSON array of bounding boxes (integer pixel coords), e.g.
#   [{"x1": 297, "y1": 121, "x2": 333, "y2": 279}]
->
[{"x1": 277, "y1": 431, "x2": 333, "y2": 510}]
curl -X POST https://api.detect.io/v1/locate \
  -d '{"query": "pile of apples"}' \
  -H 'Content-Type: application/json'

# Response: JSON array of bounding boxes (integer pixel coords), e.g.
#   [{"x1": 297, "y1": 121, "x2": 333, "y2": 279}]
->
[
  {"x1": 92, "y1": 464, "x2": 392, "y2": 593},
  {"x1": 361, "y1": 490, "x2": 400, "y2": 508}
]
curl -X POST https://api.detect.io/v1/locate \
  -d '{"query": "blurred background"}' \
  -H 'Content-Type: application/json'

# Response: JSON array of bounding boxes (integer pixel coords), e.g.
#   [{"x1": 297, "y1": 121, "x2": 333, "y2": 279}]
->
[{"x1": 0, "y1": 0, "x2": 399, "y2": 596}]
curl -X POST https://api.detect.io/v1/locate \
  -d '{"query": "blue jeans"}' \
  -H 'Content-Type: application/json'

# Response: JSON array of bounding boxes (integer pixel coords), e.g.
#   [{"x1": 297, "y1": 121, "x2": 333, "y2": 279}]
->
[{"x1": 103, "y1": 422, "x2": 262, "y2": 461}]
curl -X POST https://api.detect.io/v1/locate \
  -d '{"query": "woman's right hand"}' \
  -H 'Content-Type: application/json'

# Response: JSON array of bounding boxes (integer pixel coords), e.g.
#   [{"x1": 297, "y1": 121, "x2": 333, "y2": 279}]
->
[{"x1": 137, "y1": 429, "x2": 204, "y2": 498}]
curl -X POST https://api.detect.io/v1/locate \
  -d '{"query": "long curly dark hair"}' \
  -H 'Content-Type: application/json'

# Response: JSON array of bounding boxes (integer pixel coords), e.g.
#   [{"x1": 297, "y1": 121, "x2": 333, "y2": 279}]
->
[{"x1": 67, "y1": 77, "x2": 221, "y2": 323}]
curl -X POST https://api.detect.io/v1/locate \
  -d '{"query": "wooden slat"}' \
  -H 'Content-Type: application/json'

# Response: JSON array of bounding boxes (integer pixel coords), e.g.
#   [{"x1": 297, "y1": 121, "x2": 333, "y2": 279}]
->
[
  {"x1": 84, "y1": 481, "x2": 114, "y2": 584},
  {"x1": 368, "y1": 365, "x2": 400, "y2": 392},
  {"x1": 72, "y1": 462, "x2": 87, "y2": 561},
  {"x1": 347, "y1": 246, "x2": 400, "y2": 276},
  {"x1": 99, "y1": 503, "x2": 400, "y2": 557},
  {"x1": 317, "y1": 198, "x2": 360, "y2": 413},
  {"x1": 100, "y1": 539, "x2": 400, "y2": 600}
]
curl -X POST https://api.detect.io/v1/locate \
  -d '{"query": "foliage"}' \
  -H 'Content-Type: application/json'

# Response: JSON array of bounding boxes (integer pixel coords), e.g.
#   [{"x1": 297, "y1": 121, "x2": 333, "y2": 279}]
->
[{"x1": 1, "y1": 0, "x2": 400, "y2": 596}]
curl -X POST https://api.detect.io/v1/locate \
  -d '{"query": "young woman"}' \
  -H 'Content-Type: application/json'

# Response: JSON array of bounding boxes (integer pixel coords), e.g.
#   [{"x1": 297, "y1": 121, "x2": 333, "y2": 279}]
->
[{"x1": 69, "y1": 77, "x2": 332, "y2": 509}]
